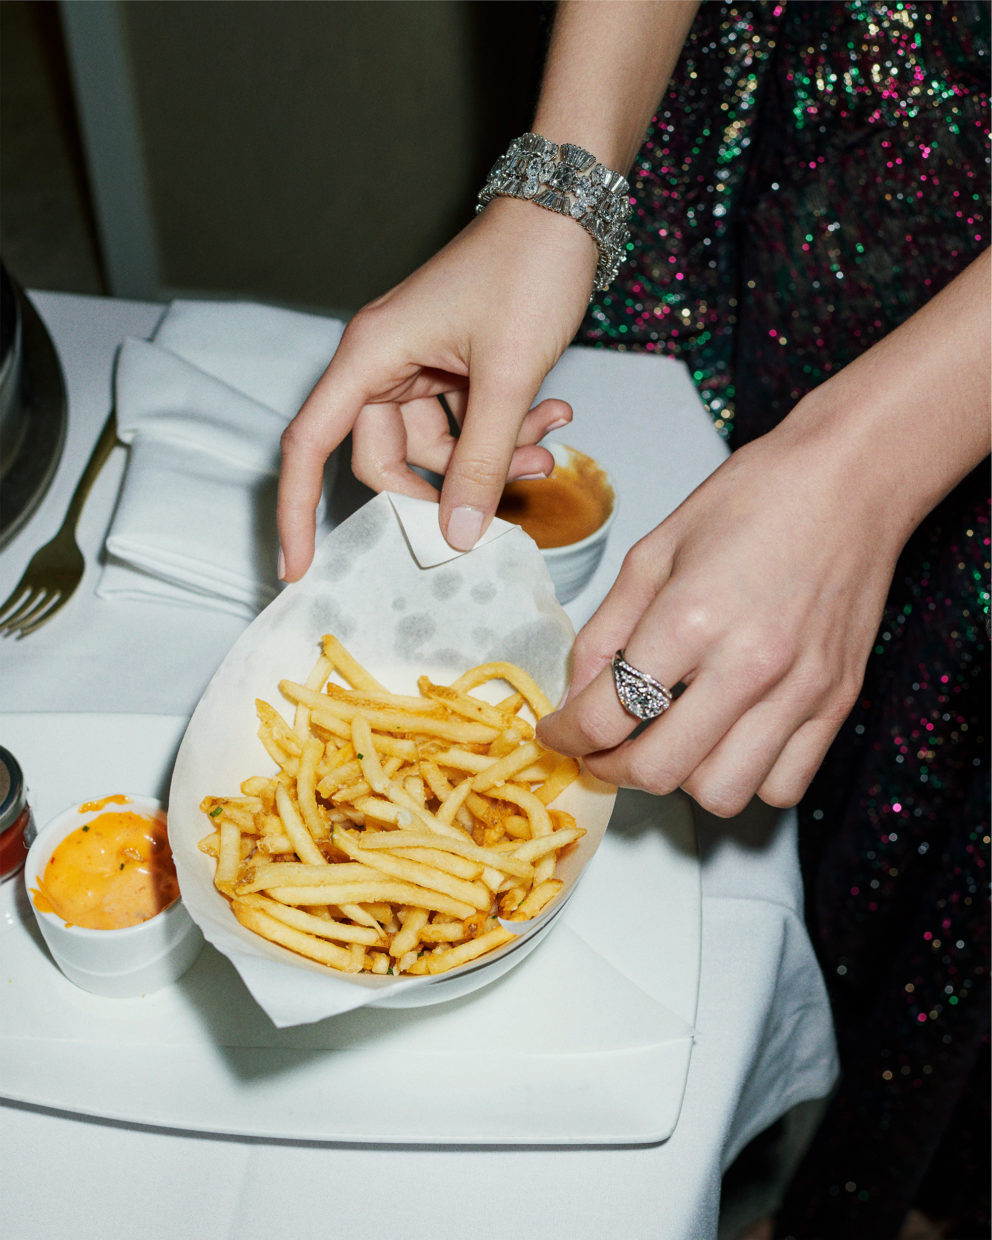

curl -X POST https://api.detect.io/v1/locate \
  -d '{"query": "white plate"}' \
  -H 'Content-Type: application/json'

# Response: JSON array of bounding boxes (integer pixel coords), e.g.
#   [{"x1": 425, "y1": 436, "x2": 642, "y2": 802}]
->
[{"x1": 0, "y1": 712, "x2": 700, "y2": 1145}]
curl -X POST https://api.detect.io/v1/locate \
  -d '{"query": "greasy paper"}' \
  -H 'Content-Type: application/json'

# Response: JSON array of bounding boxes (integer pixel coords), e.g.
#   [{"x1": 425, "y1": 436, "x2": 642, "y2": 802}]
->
[{"x1": 169, "y1": 494, "x2": 616, "y2": 1026}]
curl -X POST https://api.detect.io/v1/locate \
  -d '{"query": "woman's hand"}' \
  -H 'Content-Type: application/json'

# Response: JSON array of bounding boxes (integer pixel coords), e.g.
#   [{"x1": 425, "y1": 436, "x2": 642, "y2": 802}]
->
[
  {"x1": 538, "y1": 250, "x2": 990, "y2": 814},
  {"x1": 536, "y1": 414, "x2": 900, "y2": 815},
  {"x1": 277, "y1": 197, "x2": 597, "y2": 580}
]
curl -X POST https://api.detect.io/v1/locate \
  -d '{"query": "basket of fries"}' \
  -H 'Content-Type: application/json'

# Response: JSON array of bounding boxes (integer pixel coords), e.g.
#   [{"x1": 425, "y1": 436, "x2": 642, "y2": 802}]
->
[{"x1": 168, "y1": 494, "x2": 616, "y2": 1024}]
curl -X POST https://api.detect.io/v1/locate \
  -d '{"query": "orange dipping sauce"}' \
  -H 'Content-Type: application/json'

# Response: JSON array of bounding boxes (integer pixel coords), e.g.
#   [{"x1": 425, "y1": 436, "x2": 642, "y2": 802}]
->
[{"x1": 32, "y1": 802, "x2": 179, "y2": 930}]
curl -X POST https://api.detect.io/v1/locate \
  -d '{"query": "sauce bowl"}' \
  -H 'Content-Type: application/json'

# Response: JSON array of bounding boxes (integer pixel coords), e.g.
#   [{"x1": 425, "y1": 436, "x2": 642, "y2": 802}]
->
[
  {"x1": 24, "y1": 794, "x2": 203, "y2": 997},
  {"x1": 497, "y1": 444, "x2": 617, "y2": 604}
]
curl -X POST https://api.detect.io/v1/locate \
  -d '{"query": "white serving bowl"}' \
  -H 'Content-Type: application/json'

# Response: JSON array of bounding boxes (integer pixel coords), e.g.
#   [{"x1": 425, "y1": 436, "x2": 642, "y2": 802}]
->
[
  {"x1": 536, "y1": 444, "x2": 617, "y2": 604},
  {"x1": 24, "y1": 795, "x2": 203, "y2": 998},
  {"x1": 166, "y1": 492, "x2": 618, "y2": 1025}
]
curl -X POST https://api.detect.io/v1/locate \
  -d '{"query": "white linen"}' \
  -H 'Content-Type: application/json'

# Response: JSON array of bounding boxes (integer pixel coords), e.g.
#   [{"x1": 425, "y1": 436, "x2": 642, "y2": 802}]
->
[
  {"x1": 0, "y1": 892, "x2": 832, "y2": 1240},
  {"x1": 97, "y1": 301, "x2": 345, "y2": 615},
  {"x1": 0, "y1": 292, "x2": 839, "y2": 1240}
]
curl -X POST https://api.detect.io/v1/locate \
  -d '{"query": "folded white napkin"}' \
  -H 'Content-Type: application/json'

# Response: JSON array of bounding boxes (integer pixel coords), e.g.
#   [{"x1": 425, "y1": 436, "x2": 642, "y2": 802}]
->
[{"x1": 97, "y1": 300, "x2": 345, "y2": 615}]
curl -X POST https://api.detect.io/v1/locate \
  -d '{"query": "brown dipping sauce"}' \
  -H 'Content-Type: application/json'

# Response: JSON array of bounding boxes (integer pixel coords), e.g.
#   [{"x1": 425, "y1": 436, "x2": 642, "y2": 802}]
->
[{"x1": 496, "y1": 447, "x2": 614, "y2": 549}]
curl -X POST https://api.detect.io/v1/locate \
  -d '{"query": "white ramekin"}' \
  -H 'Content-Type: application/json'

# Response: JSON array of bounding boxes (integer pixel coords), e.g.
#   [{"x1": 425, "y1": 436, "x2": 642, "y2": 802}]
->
[
  {"x1": 24, "y1": 794, "x2": 203, "y2": 998},
  {"x1": 538, "y1": 443, "x2": 617, "y2": 604}
]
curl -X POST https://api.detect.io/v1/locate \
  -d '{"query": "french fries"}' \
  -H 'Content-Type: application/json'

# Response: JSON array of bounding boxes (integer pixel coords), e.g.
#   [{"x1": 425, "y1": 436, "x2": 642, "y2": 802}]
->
[{"x1": 199, "y1": 636, "x2": 582, "y2": 977}]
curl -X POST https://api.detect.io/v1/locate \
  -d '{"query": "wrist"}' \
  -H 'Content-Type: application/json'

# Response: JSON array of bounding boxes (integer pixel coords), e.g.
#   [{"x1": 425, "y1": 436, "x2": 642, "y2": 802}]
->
[
  {"x1": 528, "y1": 116, "x2": 634, "y2": 177},
  {"x1": 478, "y1": 194, "x2": 598, "y2": 263},
  {"x1": 779, "y1": 250, "x2": 991, "y2": 544},
  {"x1": 463, "y1": 197, "x2": 599, "y2": 328},
  {"x1": 775, "y1": 376, "x2": 980, "y2": 556},
  {"x1": 476, "y1": 132, "x2": 631, "y2": 291}
]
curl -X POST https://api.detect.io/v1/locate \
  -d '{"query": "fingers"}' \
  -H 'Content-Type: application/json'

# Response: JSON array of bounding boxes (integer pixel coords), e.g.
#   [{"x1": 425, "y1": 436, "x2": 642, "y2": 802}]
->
[
  {"x1": 277, "y1": 303, "x2": 469, "y2": 580},
  {"x1": 537, "y1": 613, "x2": 690, "y2": 762},
  {"x1": 564, "y1": 537, "x2": 676, "y2": 700},
  {"x1": 534, "y1": 537, "x2": 676, "y2": 759},
  {"x1": 282, "y1": 358, "x2": 574, "y2": 577},
  {"x1": 757, "y1": 704, "x2": 853, "y2": 808},
  {"x1": 439, "y1": 392, "x2": 572, "y2": 447},
  {"x1": 517, "y1": 398, "x2": 573, "y2": 445},
  {"x1": 389, "y1": 395, "x2": 573, "y2": 483},
  {"x1": 538, "y1": 543, "x2": 852, "y2": 812},
  {"x1": 570, "y1": 654, "x2": 843, "y2": 808},
  {"x1": 547, "y1": 658, "x2": 747, "y2": 795},
  {"x1": 350, "y1": 403, "x2": 445, "y2": 501},
  {"x1": 679, "y1": 662, "x2": 856, "y2": 814},
  {"x1": 678, "y1": 697, "x2": 801, "y2": 816},
  {"x1": 505, "y1": 398, "x2": 574, "y2": 482},
  {"x1": 543, "y1": 612, "x2": 852, "y2": 814},
  {"x1": 591, "y1": 694, "x2": 846, "y2": 815},
  {"x1": 278, "y1": 364, "x2": 375, "y2": 581},
  {"x1": 438, "y1": 356, "x2": 549, "y2": 550}
]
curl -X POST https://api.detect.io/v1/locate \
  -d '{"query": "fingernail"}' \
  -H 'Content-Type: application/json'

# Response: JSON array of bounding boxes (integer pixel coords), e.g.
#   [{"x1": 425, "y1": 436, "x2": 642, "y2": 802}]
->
[
  {"x1": 446, "y1": 505, "x2": 485, "y2": 551},
  {"x1": 277, "y1": 547, "x2": 287, "y2": 581},
  {"x1": 546, "y1": 418, "x2": 569, "y2": 431},
  {"x1": 512, "y1": 471, "x2": 548, "y2": 481}
]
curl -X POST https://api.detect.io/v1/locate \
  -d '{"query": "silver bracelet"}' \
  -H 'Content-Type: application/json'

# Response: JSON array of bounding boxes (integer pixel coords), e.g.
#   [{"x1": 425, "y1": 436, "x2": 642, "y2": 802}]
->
[{"x1": 475, "y1": 132, "x2": 632, "y2": 292}]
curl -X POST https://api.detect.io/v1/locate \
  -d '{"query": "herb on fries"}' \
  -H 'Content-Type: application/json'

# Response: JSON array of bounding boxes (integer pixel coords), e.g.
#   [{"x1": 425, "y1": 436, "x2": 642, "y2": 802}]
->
[{"x1": 198, "y1": 635, "x2": 583, "y2": 977}]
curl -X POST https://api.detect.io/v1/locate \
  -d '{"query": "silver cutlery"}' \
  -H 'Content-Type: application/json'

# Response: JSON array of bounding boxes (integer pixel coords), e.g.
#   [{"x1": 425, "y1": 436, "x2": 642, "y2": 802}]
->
[{"x1": 0, "y1": 410, "x2": 118, "y2": 638}]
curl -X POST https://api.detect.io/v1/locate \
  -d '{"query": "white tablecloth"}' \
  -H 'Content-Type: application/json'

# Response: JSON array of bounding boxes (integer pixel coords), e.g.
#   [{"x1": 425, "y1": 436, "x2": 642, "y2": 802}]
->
[{"x1": 0, "y1": 292, "x2": 837, "y2": 1240}]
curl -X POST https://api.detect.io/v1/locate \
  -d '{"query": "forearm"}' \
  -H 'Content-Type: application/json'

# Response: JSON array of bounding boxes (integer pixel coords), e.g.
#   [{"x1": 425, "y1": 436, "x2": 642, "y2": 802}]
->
[
  {"x1": 779, "y1": 248, "x2": 991, "y2": 549},
  {"x1": 532, "y1": 0, "x2": 700, "y2": 172}
]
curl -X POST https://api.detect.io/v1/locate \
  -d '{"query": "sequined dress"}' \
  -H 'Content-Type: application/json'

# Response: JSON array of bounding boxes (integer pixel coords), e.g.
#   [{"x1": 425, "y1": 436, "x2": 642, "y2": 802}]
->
[{"x1": 579, "y1": 3, "x2": 990, "y2": 1236}]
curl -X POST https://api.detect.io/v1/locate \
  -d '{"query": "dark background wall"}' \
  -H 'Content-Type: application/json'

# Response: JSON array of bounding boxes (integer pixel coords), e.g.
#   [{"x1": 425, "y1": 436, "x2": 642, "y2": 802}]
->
[{"x1": 1, "y1": 0, "x2": 548, "y2": 312}]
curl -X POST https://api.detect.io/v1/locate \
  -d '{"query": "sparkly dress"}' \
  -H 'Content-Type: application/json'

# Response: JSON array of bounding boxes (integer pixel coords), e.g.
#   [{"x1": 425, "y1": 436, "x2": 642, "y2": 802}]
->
[{"x1": 579, "y1": 3, "x2": 990, "y2": 1236}]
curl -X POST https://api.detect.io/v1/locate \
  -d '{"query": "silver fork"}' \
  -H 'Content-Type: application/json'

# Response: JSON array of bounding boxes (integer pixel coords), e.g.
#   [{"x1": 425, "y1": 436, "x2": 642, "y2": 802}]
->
[{"x1": 0, "y1": 411, "x2": 119, "y2": 638}]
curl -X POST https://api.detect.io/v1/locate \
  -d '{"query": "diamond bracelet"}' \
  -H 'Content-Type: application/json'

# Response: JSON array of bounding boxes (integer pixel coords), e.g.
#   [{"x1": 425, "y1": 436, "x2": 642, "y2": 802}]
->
[{"x1": 475, "y1": 132, "x2": 632, "y2": 292}]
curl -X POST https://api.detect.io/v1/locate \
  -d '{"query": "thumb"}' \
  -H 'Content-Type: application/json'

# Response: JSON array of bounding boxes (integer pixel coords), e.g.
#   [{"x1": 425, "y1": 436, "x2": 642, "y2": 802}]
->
[{"x1": 438, "y1": 359, "x2": 546, "y2": 551}]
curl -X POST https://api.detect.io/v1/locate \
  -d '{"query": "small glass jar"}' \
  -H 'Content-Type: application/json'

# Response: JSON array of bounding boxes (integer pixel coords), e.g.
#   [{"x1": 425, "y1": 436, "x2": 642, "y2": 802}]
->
[{"x1": 0, "y1": 745, "x2": 34, "y2": 882}]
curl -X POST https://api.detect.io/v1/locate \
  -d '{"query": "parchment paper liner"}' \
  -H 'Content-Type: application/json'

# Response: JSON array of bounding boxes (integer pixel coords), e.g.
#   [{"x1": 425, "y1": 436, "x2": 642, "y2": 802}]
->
[{"x1": 169, "y1": 494, "x2": 616, "y2": 1026}]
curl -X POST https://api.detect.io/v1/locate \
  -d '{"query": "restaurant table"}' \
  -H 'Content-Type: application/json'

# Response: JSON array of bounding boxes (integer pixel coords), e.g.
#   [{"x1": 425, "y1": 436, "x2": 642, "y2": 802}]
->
[{"x1": 0, "y1": 291, "x2": 838, "y2": 1240}]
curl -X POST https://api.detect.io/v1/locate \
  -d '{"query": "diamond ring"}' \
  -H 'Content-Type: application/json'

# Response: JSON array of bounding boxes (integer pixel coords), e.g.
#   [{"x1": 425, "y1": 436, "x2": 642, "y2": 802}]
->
[{"x1": 612, "y1": 650, "x2": 673, "y2": 721}]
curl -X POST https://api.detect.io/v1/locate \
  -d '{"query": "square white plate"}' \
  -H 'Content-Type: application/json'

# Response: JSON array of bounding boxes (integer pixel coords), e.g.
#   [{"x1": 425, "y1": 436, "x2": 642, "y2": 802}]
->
[{"x1": 0, "y1": 711, "x2": 699, "y2": 1144}]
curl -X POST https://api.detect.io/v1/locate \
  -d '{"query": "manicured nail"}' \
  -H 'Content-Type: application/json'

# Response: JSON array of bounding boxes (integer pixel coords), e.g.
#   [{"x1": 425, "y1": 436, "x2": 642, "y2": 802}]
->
[
  {"x1": 446, "y1": 505, "x2": 485, "y2": 551},
  {"x1": 277, "y1": 547, "x2": 287, "y2": 581}
]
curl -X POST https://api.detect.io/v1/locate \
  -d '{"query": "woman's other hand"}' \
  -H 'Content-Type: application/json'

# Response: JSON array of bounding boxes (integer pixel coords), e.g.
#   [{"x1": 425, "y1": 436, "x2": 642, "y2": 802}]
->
[
  {"x1": 537, "y1": 415, "x2": 897, "y2": 815},
  {"x1": 538, "y1": 249, "x2": 990, "y2": 812}
]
